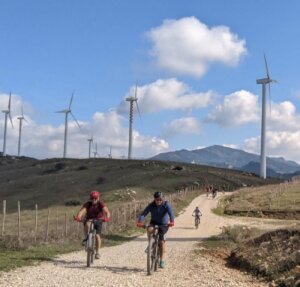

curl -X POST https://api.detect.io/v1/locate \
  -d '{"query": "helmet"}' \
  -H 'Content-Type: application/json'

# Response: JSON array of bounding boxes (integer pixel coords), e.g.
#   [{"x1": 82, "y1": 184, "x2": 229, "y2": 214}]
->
[
  {"x1": 90, "y1": 190, "x2": 100, "y2": 200},
  {"x1": 153, "y1": 191, "x2": 163, "y2": 199}
]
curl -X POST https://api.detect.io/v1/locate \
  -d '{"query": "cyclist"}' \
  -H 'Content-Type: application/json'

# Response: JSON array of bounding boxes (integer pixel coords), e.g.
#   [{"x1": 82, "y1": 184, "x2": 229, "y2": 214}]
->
[
  {"x1": 136, "y1": 191, "x2": 174, "y2": 269},
  {"x1": 74, "y1": 190, "x2": 110, "y2": 259},
  {"x1": 192, "y1": 206, "x2": 202, "y2": 225},
  {"x1": 212, "y1": 186, "x2": 218, "y2": 198}
]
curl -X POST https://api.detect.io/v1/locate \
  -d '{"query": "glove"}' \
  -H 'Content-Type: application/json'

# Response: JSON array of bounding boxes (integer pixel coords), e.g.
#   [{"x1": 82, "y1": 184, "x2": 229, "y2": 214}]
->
[
  {"x1": 74, "y1": 215, "x2": 81, "y2": 222},
  {"x1": 168, "y1": 221, "x2": 174, "y2": 227},
  {"x1": 136, "y1": 222, "x2": 145, "y2": 228},
  {"x1": 103, "y1": 217, "x2": 110, "y2": 222}
]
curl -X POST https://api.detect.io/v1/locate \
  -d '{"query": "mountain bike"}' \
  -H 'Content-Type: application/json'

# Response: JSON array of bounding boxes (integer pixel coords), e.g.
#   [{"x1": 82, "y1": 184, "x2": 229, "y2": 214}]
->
[
  {"x1": 138, "y1": 224, "x2": 168, "y2": 275},
  {"x1": 192, "y1": 215, "x2": 201, "y2": 229},
  {"x1": 74, "y1": 217, "x2": 103, "y2": 267}
]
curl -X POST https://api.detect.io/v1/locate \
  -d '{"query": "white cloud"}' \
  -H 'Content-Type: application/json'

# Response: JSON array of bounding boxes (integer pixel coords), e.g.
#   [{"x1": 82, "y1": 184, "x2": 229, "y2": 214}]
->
[
  {"x1": 205, "y1": 90, "x2": 259, "y2": 127},
  {"x1": 163, "y1": 117, "x2": 201, "y2": 138},
  {"x1": 117, "y1": 78, "x2": 216, "y2": 114},
  {"x1": 147, "y1": 17, "x2": 247, "y2": 77},
  {"x1": 222, "y1": 144, "x2": 239, "y2": 149},
  {"x1": 268, "y1": 101, "x2": 300, "y2": 131},
  {"x1": 244, "y1": 131, "x2": 300, "y2": 163},
  {"x1": 1, "y1": 93, "x2": 169, "y2": 159}
]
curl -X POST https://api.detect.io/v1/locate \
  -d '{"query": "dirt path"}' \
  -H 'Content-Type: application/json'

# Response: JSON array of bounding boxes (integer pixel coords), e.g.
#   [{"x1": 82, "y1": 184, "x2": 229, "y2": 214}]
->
[{"x1": 0, "y1": 193, "x2": 292, "y2": 287}]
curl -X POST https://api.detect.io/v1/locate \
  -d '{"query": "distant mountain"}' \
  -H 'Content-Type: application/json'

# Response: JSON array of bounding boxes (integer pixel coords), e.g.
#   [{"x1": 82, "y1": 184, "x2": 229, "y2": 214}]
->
[{"x1": 150, "y1": 145, "x2": 300, "y2": 177}]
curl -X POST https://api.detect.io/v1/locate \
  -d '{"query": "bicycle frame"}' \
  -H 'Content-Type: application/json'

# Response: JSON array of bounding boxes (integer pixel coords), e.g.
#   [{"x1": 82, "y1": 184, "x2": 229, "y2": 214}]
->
[{"x1": 146, "y1": 224, "x2": 165, "y2": 275}]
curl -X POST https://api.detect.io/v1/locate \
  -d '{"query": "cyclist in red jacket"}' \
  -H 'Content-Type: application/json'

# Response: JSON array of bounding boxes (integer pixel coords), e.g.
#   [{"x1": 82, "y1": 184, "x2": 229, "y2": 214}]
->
[{"x1": 74, "y1": 190, "x2": 110, "y2": 259}]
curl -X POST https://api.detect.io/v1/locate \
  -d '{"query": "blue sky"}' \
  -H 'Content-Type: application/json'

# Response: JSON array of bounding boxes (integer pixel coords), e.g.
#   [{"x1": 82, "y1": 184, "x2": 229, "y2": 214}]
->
[{"x1": 1, "y1": 0, "x2": 300, "y2": 162}]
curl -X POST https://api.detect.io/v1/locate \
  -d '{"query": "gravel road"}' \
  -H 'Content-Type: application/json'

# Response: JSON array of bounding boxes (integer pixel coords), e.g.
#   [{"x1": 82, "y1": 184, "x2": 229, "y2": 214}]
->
[{"x1": 1, "y1": 193, "x2": 284, "y2": 287}]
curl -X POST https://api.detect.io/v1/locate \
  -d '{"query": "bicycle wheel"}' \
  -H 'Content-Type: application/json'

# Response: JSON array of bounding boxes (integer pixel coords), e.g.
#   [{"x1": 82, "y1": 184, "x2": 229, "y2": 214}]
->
[
  {"x1": 86, "y1": 233, "x2": 94, "y2": 267},
  {"x1": 147, "y1": 237, "x2": 155, "y2": 275},
  {"x1": 153, "y1": 240, "x2": 160, "y2": 271}
]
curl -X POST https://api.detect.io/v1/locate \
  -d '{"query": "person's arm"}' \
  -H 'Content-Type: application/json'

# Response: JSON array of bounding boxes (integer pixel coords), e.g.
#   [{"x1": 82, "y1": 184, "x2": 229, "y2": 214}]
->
[
  {"x1": 75, "y1": 204, "x2": 87, "y2": 221},
  {"x1": 103, "y1": 206, "x2": 110, "y2": 220},
  {"x1": 138, "y1": 203, "x2": 152, "y2": 223},
  {"x1": 166, "y1": 202, "x2": 175, "y2": 223}
]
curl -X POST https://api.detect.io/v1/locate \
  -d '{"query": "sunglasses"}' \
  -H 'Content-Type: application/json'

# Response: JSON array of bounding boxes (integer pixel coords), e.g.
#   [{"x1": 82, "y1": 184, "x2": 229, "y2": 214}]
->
[{"x1": 155, "y1": 198, "x2": 163, "y2": 201}]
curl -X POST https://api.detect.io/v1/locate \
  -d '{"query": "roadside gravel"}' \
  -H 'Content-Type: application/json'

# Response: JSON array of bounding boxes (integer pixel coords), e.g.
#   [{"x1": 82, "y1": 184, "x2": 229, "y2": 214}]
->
[{"x1": 1, "y1": 193, "x2": 291, "y2": 287}]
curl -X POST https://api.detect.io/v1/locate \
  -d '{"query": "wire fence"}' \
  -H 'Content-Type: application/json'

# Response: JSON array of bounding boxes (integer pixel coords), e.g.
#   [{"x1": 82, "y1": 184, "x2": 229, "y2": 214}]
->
[{"x1": 1, "y1": 185, "x2": 203, "y2": 246}]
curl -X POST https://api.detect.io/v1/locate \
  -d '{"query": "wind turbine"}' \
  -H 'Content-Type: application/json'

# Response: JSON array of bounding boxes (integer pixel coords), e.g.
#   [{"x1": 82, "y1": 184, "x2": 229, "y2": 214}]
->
[
  {"x1": 87, "y1": 135, "x2": 93, "y2": 159},
  {"x1": 108, "y1": 146, "x2": 112, "y2": 159},
  {"x1": 126, "y1": 83, "x2": 141, "y2": 160},
  {"x1": 17, "y1": 106, "x2": 27, "y2": 157},
  {"x1": 2, "y1": 93, "x2": 13, "y2": 157},
  {"x1": 56, "y1": 92, "x2": 81, "y2": 158},
  {"x1": 256, "y1": 54, "x2": 277, "y2": 179},
  {"x1": 93, "y1": 142, "x2": 99, "y2": 158}
]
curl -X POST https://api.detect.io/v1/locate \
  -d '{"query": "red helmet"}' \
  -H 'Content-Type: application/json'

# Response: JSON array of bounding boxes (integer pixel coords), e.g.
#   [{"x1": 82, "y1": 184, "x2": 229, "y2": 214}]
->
[{"x1": 90, "y1": 190, "x2": 100, "y2": 200}]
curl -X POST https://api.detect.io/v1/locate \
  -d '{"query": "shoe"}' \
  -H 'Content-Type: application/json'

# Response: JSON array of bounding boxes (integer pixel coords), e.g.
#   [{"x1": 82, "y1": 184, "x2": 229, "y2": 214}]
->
[
  {"x1": 159, "y1": 260, "x2": 165, "y2": 268},
  {"x1": 144, "y1": 246, "x2": 149, "y2": 253},
  {"x1": 95, "y1": 253, "x2": 100, "y2": 259}
]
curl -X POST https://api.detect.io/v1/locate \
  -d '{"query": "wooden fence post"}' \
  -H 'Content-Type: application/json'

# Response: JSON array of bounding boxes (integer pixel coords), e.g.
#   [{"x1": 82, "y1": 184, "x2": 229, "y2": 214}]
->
[
  {"x1": 46, "y1": 209, "x2": 50, "y2": 241},
  {"x1": 56, "y1": 209, "x2": 59, "y2": 237},
  {"x1": 17, "y1": 201, "x2": 21, "y2": 239},
  {"x1": 1, "y1": 200, "x2": 6, "y2": 238},
  {"x1": 35, "y1": 204, "x2": 38, "y2": 241},
  {"x1": 64, "y1": 213, "x2": 67, "y2": 237}
]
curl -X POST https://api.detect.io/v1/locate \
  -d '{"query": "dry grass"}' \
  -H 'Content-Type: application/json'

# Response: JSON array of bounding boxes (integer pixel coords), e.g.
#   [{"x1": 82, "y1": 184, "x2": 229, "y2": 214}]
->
[{"x1": 222, "y1": 181, "x2": 300, "y2": 219}]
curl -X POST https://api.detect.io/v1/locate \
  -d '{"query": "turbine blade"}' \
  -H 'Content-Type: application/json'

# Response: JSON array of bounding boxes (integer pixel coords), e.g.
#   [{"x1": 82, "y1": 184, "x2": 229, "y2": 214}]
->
[
  {"x1": 135, "y1": 100, "x2": 141, "y2": 119},
  {"x1": 268, "y1": 83, "x2": 272, "y2": 117},
  {"x1": 264, "y1": 53, "x2": 270, "y2": 79},
  {"x1": 8, "y1": 93, "x2": 12, "y2": 110},
  {"x1": 9, "y1": 113, "x2": 13, "y2": 128},
  {"x1": 69, "y1": 92, "x2": 74, "y2": 109},
  {"x1": 70, "y1": 111, "x2": 81, "y2": 129},
  {"x1": 134, "y1": 82, "x2": 138, "y2": 99}
]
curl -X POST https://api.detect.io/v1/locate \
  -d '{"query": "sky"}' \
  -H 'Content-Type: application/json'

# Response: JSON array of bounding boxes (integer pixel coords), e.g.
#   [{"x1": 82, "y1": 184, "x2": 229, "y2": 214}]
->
[{"x1": 1, "y1": 0, "x2": 300, "y2": 162}]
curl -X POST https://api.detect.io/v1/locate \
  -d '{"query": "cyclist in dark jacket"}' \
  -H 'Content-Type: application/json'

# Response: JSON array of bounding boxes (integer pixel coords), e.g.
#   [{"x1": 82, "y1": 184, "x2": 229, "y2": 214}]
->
[{"x1": 136, "y1": 191, "x2": 175, "y2": 269}]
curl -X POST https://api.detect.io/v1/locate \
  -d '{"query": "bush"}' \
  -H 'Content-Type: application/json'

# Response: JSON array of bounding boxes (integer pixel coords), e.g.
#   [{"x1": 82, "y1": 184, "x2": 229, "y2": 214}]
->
[{"x1": 65, "y1": 200, "x2": 81, "y2": 206}]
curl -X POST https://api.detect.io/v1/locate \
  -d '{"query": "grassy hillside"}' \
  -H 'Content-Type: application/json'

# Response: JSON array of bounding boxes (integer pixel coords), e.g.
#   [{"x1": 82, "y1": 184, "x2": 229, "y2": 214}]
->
[{"x1": 0, "y1": 156, "x2": 280, "y2": 212}]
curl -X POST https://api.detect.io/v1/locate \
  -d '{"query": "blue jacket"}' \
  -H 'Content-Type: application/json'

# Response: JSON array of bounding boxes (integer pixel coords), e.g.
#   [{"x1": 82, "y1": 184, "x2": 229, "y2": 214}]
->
[{"x1": 139, "y1": 200, "x2": 175, "y2": 225}]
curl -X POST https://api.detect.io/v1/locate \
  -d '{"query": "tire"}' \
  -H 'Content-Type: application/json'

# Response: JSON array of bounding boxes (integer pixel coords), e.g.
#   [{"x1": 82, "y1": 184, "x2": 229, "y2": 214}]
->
[
  {"x1": 147, "y1": 237, "x2": 155, "y2": 275},
  {"x1": 86, "y1": 233, "x2": 94, "y2": 267},
  {"x1": 153, "y1": 240, "x2": 160, "y2": 271}
]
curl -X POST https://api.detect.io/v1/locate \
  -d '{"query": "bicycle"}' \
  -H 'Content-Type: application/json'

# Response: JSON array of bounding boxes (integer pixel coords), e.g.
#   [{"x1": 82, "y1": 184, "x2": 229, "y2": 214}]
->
[
  {"x1": 192, "y1": 215, "x2": 201, "y2": 229},
  {"x1": 138, "y1": 223, "x2": 168, "y2": 275},
  {"x1": 75, "y1": 217, "x2": 103, "y2": 267}
]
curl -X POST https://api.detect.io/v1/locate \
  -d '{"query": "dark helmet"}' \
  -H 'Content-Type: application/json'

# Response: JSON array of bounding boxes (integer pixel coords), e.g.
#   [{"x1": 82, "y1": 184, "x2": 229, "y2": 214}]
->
[
  {"x1": 90, "y1": 190, "x2": 100, "y2": 200},
  {"x1": 153, "y1": 191, "x2": 163, "y2": 199}
]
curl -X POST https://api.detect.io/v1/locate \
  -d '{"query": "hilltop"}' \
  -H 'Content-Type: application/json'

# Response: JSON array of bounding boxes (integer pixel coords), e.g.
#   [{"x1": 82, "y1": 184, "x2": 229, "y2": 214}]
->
[
  {"x1": 150, "y1": 145, "x2": 300, "y2": 177},
  {"x1": 0, "y1": 155, "x2": 280, "y2": 212}
]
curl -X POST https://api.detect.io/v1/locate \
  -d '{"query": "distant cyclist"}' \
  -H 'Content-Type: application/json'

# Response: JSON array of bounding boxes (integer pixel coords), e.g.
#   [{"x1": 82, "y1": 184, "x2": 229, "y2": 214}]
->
[
  {"x1": 136, "y1": 191, "x2": 175, "y2": 269},
  {"x1": 192, "y1": 207, "x2": 202, "y2": 227},
  {"x1": 74, "y1": 190, "x2": 110, "y2": 259},
  {"x1": 212, "y1": 186, "x2": 218, "y2": 199}
]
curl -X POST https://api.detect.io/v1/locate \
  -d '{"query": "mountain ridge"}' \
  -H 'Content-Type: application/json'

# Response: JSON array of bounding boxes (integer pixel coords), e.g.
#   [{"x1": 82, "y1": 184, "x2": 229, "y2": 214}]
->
[{"x1": 150, "y1": 145, "x2": 300, "y2": 177}]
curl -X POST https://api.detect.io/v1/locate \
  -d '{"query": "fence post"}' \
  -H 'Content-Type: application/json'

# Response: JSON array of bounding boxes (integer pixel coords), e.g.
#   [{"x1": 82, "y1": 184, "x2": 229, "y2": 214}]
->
[
  {"x1": 46, "y1": 209, "x2": 50, "y2": 242},
  {"x1": 17, "y1": 201, "x2": 21, "y2": 239},
  {"x1": 35, "y1": 204, "x2": 38, "y2": 241},
  {"x1": 56, "y1": 208, "x2": 59, "y2": 237},
  {"x1": 2, "y1": 200, "x2": 6, "y2": 238},
  {"x1": 64, "y1": 213, "x2": 67, "y2": 237}
]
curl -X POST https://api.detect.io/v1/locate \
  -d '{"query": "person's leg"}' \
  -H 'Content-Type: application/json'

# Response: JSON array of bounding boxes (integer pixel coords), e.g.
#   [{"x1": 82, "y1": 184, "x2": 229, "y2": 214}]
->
[{"x1": 94, "y1": 221, "x2": 103, "y2": 258}]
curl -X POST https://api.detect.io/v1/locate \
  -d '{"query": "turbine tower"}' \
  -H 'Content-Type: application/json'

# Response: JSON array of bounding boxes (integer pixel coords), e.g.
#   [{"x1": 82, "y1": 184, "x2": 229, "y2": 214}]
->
[
  {"x1": 17, "y1": 106, "x2": 27, "y2": 157},
  {"x1": 93, "y1": 142, "x2": 99, "y2": 158},
  {"x1": 108, "y1": 146, "x2": 112, "y2": 159},
  {"x1": 256, "y1": 55, "x2": 277, "y2": 179},
  {"x1": 126, "y1": 83, "x2": 141, "y2": 160},
  {"x1": 2, "y1": 93, "x2": 13, "y2": 157},
  {"x1": 56, "y1": 92, "x2": 81, "y2": 158},
  {"x1": 87, "y1": 135, "x2": 93, "y2": 159}
]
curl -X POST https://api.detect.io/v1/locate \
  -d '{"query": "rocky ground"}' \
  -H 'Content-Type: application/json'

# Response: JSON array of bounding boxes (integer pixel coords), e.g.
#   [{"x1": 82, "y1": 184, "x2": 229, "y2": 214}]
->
[{"x1": 0, "y1": 193, "x2": 297, "y2": 287}]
